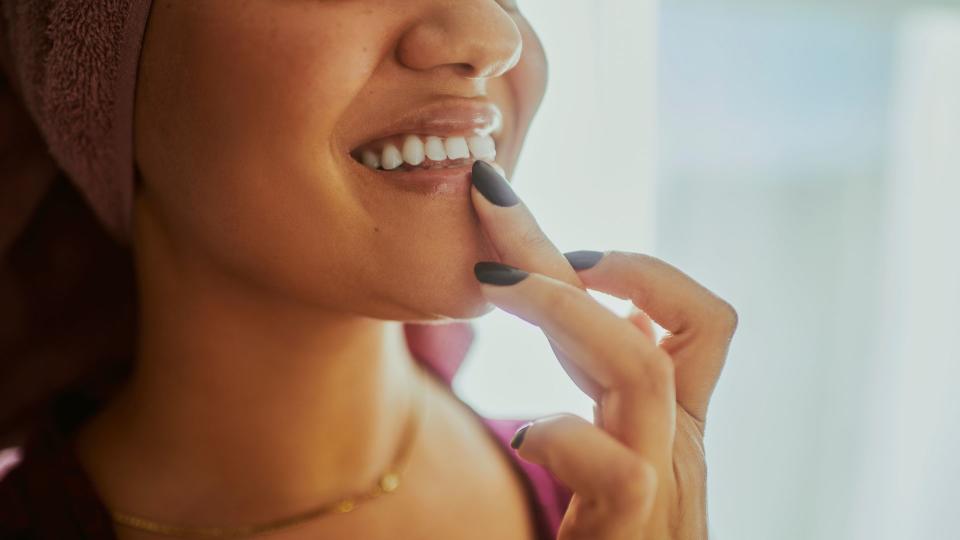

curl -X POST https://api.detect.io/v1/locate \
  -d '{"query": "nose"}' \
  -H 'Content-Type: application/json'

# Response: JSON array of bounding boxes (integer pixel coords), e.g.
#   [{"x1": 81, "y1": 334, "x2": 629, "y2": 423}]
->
[{"x1": 396, "y1": 1, "x2": 523, "y2": 80}]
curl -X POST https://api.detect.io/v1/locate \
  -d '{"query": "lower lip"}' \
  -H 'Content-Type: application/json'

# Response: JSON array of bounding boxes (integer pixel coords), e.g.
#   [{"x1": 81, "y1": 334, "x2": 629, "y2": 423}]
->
[{"x1": 352, "y1": 160, "x2": 485, "y2": 196}]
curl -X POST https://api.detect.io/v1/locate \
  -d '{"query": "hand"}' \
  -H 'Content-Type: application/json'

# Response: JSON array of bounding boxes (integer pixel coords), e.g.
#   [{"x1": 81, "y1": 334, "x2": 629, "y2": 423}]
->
[{"x1": 469, "y1": 162, "x2": 738, "y2": 540}]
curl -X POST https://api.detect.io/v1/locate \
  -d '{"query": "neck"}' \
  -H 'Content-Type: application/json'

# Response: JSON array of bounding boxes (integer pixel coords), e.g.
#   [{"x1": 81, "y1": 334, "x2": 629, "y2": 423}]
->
[{"x1": 73, "y1": 211, "x2": 427, "y2": 525}]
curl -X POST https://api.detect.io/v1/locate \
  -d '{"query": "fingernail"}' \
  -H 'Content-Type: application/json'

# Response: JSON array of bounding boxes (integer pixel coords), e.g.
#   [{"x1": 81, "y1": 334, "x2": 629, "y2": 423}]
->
[
  {"x1": 472, "y1": 161, "x2": 520, "y2": 207},
  {"x1": 511, "y1": 422, "x2": 532, "y2": 450},
  {"x1": 474, "y1": 261, "x2": 529, "y2": 286},
  {"x1": 563, "y1": 250, "x2": 605, "y2": 271}
]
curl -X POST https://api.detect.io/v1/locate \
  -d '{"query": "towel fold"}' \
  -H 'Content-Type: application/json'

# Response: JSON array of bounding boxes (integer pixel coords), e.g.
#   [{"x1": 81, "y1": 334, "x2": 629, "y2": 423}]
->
[
  {"x1": 0, "y1": 0, "x2": 154, "y2": 447},
  {"x1": 1, "y1": 0, "x2": 154, "y2": 241}
]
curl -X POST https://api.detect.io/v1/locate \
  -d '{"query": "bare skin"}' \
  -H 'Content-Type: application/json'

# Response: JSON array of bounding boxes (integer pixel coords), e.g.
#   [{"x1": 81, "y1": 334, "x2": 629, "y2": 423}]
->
[
  {"x1": 73, "y1": 0, "x2": 548, "y2": 538},
  {"x1": 73, "y1": 1, "x2": 735, "y2": 539}
]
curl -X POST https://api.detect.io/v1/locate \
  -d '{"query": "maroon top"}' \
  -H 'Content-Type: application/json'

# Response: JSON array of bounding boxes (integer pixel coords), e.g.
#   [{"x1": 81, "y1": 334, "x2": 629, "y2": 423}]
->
[{"x1": 0, "y1": 322, "x2": 572, "y2": 539}]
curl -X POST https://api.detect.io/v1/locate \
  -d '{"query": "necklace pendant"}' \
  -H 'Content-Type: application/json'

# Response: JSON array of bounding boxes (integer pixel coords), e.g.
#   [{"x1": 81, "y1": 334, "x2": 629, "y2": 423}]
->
[
  {"x1": 334, "y1": 499, "x2": 356, "y2": 513},
  {"x1": 379, "y1": 472, "x2": 400, "y2": 493}
]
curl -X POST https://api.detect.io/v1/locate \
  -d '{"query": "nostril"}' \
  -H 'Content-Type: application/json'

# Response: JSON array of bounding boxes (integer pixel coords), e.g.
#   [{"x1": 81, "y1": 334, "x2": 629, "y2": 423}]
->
[
  {"x1": 455, "y1": 61, "x2": 506, "y2": 81},
  {"x1": 453, "y1": 63, "x2": 478, "y2": 77}
]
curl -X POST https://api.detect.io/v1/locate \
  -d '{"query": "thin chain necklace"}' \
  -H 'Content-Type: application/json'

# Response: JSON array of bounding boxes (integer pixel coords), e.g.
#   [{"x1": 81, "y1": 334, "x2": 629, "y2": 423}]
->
[{"x1": 110, "y1": 366, "x2": 429, "y2": 538}]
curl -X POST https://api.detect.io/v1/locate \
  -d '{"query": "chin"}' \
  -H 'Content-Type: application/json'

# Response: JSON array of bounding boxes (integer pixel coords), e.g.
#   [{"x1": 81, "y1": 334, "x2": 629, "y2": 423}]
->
[
  {"x1": 444, "y1": 295, "x2": 498, "y2": 320},
  {"x1": 375, "y1": 272, "x2": 498, "y2": 323},
  {"x1": 424, "y1": 289, "x2": 500, "y2": 321}
]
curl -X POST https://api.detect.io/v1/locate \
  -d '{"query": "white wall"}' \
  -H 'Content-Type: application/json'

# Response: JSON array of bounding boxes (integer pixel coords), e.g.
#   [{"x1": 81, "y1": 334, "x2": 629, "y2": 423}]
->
[
  {"x1": 657, "y1": 2, "x2": 960, "y2": 539},
  {"x1": 850, "y1": 9, "x2": 960, "y2": 539}
]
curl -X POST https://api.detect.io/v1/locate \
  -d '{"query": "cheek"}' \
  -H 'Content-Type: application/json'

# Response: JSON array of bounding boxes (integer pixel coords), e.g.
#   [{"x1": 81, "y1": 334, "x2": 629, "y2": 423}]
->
[
  {"x1": 140, "y1": 4, "x2": 386, "y2": 240},
  {"x1": 135, "y1": 4, "x2": 494, "y2": 320},
  {"x1": 165, "y1": 6, "x2": 379, "y2": 185},
  {"x1": 135, "y1": 6, "x2": 382, "y2": 292}
]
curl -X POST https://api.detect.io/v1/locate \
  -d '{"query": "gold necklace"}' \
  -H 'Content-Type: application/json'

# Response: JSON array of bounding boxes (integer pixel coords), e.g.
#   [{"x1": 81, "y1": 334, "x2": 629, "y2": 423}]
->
[{"x1": 110, "y1": 367, "x2": 429, "y2": 538}]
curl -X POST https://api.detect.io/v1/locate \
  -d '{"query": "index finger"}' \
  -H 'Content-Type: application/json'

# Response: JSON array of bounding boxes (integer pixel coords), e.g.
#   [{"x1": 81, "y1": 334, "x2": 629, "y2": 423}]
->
[
  {"x1": 469, "y1": 161, "x2": 599, "y2": 396},
  {"x1": 470, "y1": 161, "x2": 582, "y2": 288}
]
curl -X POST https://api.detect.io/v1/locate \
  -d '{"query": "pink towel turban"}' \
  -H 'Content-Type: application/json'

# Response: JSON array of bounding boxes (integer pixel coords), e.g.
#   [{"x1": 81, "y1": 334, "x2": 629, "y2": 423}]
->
[
  {"x1": 1, "y1": 0, "x2": 154, "y2": 241},
  {"x1": 0, "y1": 0, "x2": 473, "y2": 448}
]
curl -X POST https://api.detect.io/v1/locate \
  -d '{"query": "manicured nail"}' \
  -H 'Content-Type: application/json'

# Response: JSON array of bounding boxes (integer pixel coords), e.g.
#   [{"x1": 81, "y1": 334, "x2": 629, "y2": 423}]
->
[
  {"x1": 474, "y1": 261, "x2": 529, "y2": 286},
  {"x1": 472, "y1": 161, "x2": 520, "y2": 207},
  {"x1": 511, "y1": 422, "x2": 532, "y2": 450},
  {"x1": 563, "y1": 250, "x2": 605, "y2": 271}
]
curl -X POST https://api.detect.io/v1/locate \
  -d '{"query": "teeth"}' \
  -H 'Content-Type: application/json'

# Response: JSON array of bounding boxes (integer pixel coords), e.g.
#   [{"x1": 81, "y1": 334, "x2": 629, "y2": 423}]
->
[
  {"x1": 361, "y1": 149, "x2": 380, "y2": 169},
  {"x1": 424, "y1": 136, "x2": 447, "y2": 161},
  {"x1": 401, "y1": 135, "x2": 425, "y2": 166},
  {"x1": 467, "y1": 135, "x2": 496, "y2": 160},
  {"x1": 381, "y1": 143, "x2": 403, "y2": 170},
  {"x1": 444, "y1": 137, "x2": 470, "y2": 160},
  {"x1": 357, "y1": 134, "x2": 497, "y2": 171}
]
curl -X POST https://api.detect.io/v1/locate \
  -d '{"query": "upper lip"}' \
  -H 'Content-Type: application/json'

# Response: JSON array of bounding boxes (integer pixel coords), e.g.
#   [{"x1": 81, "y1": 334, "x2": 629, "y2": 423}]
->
[{"x1": 347, "y1": 99, "x2": 504, "y2": 152}]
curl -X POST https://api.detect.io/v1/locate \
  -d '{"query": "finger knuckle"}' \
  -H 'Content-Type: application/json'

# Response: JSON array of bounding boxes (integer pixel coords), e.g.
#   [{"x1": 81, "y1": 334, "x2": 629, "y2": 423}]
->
[
  {"x1": 610, "y1": 458, "x2": 657, "y2": 509},
  {"x1": 711, "y1": 297, "x2": 739, "y2": 335},
  {"x1": 627, "y1": 351, "x2": 675, "y2": 396}
]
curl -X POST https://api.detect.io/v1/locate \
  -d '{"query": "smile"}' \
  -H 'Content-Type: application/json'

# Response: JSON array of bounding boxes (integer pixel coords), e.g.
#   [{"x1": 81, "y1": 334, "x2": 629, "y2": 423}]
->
[
  {"x1": 344, "y1": 99, "x2": 508, "y2": 195},
  {"x1": 351, "y1": 133, "x2": 497, "y2": 171},
  {"x1": 345, "y1": 99, "x2": 506, "y2": 175}
]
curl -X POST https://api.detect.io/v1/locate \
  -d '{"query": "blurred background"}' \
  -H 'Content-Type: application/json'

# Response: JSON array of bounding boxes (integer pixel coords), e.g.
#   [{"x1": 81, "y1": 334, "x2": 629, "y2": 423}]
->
[{"x1": 458, "y1": 1, "x2": 960, "y2": 539}]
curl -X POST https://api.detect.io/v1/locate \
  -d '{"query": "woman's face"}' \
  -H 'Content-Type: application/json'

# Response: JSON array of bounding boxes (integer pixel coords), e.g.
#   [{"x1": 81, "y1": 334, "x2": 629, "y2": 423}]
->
[{"x1": 134, "y1": 0, "x2": 547, "y2": 321}]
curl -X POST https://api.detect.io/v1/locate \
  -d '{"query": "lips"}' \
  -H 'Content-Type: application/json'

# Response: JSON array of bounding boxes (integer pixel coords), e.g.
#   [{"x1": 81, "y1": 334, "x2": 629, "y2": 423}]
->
[{"x1": 347, "y1": 99, "x2": 504, "y2": 172}]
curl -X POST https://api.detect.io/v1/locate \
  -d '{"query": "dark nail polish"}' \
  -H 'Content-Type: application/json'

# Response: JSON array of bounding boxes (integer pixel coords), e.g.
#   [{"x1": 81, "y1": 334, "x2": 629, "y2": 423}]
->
[
  {"x1": 472, "y1": 161, "x2": 520, "y2": 207},
  {"x1": 563, "y1": 250, "x2": 605, "y2": 271},
  {"x1": 474, "y1": 261, "x2": 529, "y2": 286},
  {"x1": 511, "y1": 422, "x2": 532, "y2": 450}
]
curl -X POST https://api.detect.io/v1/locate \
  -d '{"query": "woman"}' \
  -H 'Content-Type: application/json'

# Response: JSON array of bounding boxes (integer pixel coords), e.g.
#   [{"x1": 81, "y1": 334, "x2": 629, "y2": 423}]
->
[{"x1": 0, "y1": 1, "x2": 737, "y2": 538}]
